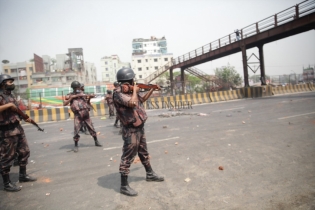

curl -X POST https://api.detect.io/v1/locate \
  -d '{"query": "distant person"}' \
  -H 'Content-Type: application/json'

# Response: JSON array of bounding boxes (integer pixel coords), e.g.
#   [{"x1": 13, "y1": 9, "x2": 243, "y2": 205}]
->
[
  {"x1": 79, "y1": 83, "x2": 88, "y2": 134},
  {"x1": 235, "y1": 29, "x2": 241, "y2": 41},
  {"x1": 105, "y1": 90, "x2": 115, "y2": 119}
]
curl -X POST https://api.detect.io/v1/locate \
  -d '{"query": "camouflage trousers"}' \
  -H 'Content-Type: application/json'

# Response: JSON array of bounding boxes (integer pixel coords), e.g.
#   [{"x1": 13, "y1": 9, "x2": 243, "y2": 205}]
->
[
  {"x1": 119, "y1": 124, "x2": 151, "y2": 176},
  {"x1": 0, "y1": 131, "x2": 30, "y2": 175},
  {"x1": 108, "y1": 103, "x2": 115, "y2": 116},
  {"x1": 73, "y1": 115, "x2": 96, "y2": 142}
]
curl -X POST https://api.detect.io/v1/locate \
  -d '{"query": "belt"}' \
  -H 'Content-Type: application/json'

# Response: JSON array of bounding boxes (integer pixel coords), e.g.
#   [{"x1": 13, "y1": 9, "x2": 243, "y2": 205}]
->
[{"x1": 0, "y1": 122, "x2": 20, "y2": 131}]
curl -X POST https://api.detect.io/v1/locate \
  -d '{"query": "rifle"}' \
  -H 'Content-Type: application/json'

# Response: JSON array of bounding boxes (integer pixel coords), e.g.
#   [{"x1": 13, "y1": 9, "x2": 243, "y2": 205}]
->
[
  {"x1": 14, "y1": 108, "x2": 44, "y2": 132},
  {"x1": 121, "y1": 83, "x2": 163, "y2": 93}
]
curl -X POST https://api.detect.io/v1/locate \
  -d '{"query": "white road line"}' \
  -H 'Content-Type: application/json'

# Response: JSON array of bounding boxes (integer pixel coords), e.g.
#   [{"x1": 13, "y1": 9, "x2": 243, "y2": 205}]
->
[
  {"x1": 102, "y1": 136, "x2": 179, "y2": 151},
  {"x1": 212, "y1": 107, "x2": 244, "y2": 112},
  {"x1": 278, "y1": 112, "x2": 315, "y2": 120}
]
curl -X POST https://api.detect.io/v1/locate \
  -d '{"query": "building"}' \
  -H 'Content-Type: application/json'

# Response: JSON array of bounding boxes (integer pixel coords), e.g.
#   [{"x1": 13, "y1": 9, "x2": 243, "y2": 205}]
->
[
  {"x1": 2, "y1": 61, "x2": 34, "y2": 94},
  {"x1": 303, "y1": 65, "x2": 314, "y2": 82},
  {"x1": 131, "y1": 36, "x2": 173, "y2": 83},
  {"x1": 132, "y1": 36, "x2": 168, "y2": 55},
  {"x1": 100, "y1": 55, "x2": 130, "y2": 82}
]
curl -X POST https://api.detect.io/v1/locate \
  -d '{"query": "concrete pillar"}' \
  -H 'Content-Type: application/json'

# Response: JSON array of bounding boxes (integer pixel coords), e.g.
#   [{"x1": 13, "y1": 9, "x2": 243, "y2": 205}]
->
[
  {"x1": 241, "y1": 46, "x2": 249, "y2": 87},
  {"x1": 170, "y1": 68, "x2": 174, "y2": 96},
  {"x1": 258, "y1": 44, "x2": 267, "y2": 85},
  {"x1": 181, "y1": 68, "x2": 185, "y2": 94}
]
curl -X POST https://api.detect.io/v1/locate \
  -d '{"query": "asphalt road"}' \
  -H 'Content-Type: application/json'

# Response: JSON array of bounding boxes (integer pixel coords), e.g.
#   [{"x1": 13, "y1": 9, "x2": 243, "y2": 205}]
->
[{"x1": 0, "y1": 92, "x2": 314, "y2": 210}]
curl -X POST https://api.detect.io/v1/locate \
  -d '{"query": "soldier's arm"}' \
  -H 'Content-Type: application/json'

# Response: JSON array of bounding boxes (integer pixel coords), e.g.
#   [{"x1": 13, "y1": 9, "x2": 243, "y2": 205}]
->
[
  {"x1": 140, "y1": 88, "x2": 154, "y2": 102},
  {"x1": 63, "y1": 95, "x2": 76, "y2": 106},
  {"x1": 0, "y1": 103, "x2": 17, "y2": 113},
  {"x1": 113, "y1": 91, "x2": 135, "y2": 108}
]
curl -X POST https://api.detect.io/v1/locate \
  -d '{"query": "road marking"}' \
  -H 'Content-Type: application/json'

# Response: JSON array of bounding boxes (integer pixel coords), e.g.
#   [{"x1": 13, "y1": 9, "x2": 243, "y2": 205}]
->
[
  {"x1": 102, "y1": 136, "x2": 179, "y2": 151},
  {"x1": 278, "y1": 112, "x2": 315, "y2": 120},
  {"x1": 212, "y1": 107, "x2": 244, "y2": 112}
]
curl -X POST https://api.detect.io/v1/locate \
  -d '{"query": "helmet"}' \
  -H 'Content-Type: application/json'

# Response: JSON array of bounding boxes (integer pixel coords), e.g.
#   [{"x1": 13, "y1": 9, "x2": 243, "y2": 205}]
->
[
  {"x1": 113, "y1": 82, "x2": 119, "y2": 87},
  {"x1": 116, "y1": 68, "x2": 135, "y2": 82},
  {"x1": 80, "y1": 83, "x2": 84, "y2": 88},
  {"x1": 71, "y1": 81, "x2": 81, "y2": 89},
  {"x1": 0, "y1": 74, "x2": 14, "y2": 84},
  {"x1": 107, "y1": 90, "x2": 112, "y2": 94}
]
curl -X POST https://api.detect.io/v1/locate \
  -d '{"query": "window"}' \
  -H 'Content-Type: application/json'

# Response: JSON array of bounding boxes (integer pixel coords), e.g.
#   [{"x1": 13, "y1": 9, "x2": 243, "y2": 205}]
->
[
  {"x1": 154, "y1": 59, "x2": 158, "y2": 62},
  {"x1": 155, "y1": 66, "x2": 158, "y2": 70},
  {"x1": 154, "y1": 50, "x2": 156, "y2": 53},
  {"x1": 137, "y1": 60, "x2": 141, "y2": 63},
  {"x1": 105, "y1": 62, "x2": 108, "y2": 65},
  {"x1": 153, "y1": 43, "x2": 156, "y2": 46},
  {"x1": 106, "y1": 68, "x2": 108, "y2": 71},
  {"x1": 138, "y1": 68, "x2": 142, "y2": 71},
  {"x1": 4, "y1": 69, "x2": 8, "y2": 73},
  {"x1": 106, "y1": 74, "x2": 109, "y2": 77},
  {"x1": 144, "y1": 44, "x2": 146, "y2": 47},
  {"x1": 146, "y1": 67, "x2": 149, "y2": 70},
  {"x1": 145, "y1": 59, "x2": 148, "y2": 62},
  {"x1": 164, "y1": 58, "x2": 168, "y2": 61},
  {"x1": 139, "y1": 75, "x2": 142, "y2": 79},
  {"x1": 29, "y1": 67, "x2": 33, "y2": 72},
  {"x1": 114, "y1": 63, "x2": 116, "y2": 67}
]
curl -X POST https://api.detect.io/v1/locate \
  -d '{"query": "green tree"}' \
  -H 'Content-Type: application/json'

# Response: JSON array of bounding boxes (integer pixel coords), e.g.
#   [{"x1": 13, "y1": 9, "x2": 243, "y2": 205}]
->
[
  {"x1": 2, "y1": 60, "x2": 9, "y2": 64},
  {"x1": 214, "y1": 64, "x2": 242, "y2": 89}
]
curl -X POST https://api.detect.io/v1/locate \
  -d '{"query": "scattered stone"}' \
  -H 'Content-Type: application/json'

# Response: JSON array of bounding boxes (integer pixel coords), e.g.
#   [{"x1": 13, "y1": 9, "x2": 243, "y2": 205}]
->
[
  {"x1": 97, "y1": 131, "x2": 101, "y2": 135},
  {"x1": 110, "y1": 157, "x2": 113, "y2": 161},
  {"x1": 163, "y1": 125, "x2": 168, "y2": 128},
  {"x1": 185, "y1": 178, "x2": 191, "y2": 182},
  {"x1": 218, "y1": 166, "x2": 224, "y2": 170},
  {"x1": 164, "y1": 151, "x2": 168, "y2": 154},
  {"x1": 198, "y1": 113, "x2": 207, "y2": 116},
  {"x1": 242, "y1": 121, "x2": 246, "y2": 124},
  {"x1": 248, "y1": 110, "x2": 251, "y2": 113},
  {"x1": 226, "y1": 114, "x2": 232, "y2": 117},
  {"x1": 46, "y1": 193, "x2": 50, "y2": 196},
  {"x1": 228, "y1": 144, "x2": 231, "y2": 146},
  {"x1": 60, "y1": 128, "x2": 63, "y2": 131},
  {"x1": 175, "y1": 142, "x2": 178, "y2": 145}
]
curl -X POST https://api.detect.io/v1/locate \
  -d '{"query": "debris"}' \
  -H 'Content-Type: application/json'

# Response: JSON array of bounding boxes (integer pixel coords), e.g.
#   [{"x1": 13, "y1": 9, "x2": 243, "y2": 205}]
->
[
  {"x1": 110, "y1": 157, "x2": 113, "y2": 161},
  {"x1": 60, "y1": 161, "x2": 63, "y2": 164},
  {"x1": 60, "y1": 128, "x2": 63, "y2": 131},
  {"x1": 196, "y1": 125, "x2": 199, "y2": 127},
  {"x1": 101, "y1": 117, "x2": 106, "y2": 120},
  {"x1": 107, "y1": 165, "x2": 110, "y2": 167},
  {"x1": 46, "y1": 193, "x2": 50, "y2": 196},
  {"x1": 116, "y1": 154, "x2": 119, "y2": 156},
  {"x1": 163, "y1": 125, "x2": 168, "y2": 128},
  {"x1": 187, "y1": 157, "x2": 189, "y2": 160},
  {"x1": 185, "y1": 178, "x2": 191, "y2": 182},
  {"x1": 228, "y1": 144, "x2": 231, "y2": 146},
  {"x1": 218, "y1": 166, "x2": 224, "y2": 170},
  {"x1": 175, "y1": 142, "x2": 178, "y2": 145},
  {"x1": 198, "y1": 113, "x2": 207, "y2": 116},
  {"x1": 97, "y1": 132, "x2": 101, "y2": 135},
  {"x1": 164, "y1": 151, "x2": 168, "y2": 154},
  {"x1": 30, "y1": 160, "x2": 35, "y2": 164},
  {"x1": 44, "y1": 144, "x2": 49, "y2": 148},
  {"x1": 133, "y1": 157, "x2": 141, "y2": 164},
  {"x1": 248, "y1": 110, "x2": 251, "y2": 113},
  {"x1": 34, "y1": 142, "x2": 36, "y2": 144},
  {"x1": 242, "y1": 121, "x2": 246, "y2": 124},
  {"x1": 223, "y1": 200, "x2": 228, "y2": 203},
  {"x1": 226, "y1": 114, "x2": 232, "y2": 117}
]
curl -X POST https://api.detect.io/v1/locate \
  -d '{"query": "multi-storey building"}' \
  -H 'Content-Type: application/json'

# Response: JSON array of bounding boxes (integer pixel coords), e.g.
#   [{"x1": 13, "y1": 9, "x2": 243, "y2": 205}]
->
[
  {"x1": 100, "y1": 55, "x2": 130, "y2": 82},
  {"x1": 131, "y1": 36, "x2": 173, "y2": 83}
]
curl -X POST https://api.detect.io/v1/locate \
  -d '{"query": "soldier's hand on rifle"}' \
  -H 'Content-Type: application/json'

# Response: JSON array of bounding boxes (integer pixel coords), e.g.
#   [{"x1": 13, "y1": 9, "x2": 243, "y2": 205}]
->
[
  {"x1": 155, "y1": 85, "x2": 161, "y2": 91},
  {"x1": 133, "y1": 85, "x2": 140, "y2": 93},
  {"x1": 8, "y1": 103, "x2": 18, "y2": 112},
  {"x1": 25, "y1": 118, "x2": 32, "y2": 123}
]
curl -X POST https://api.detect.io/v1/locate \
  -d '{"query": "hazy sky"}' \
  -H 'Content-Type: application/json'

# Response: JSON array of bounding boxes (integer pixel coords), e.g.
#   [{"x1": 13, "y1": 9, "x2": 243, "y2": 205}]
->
[{"x1": 0, "y1": 0, "x2": 314, "y2": 81}]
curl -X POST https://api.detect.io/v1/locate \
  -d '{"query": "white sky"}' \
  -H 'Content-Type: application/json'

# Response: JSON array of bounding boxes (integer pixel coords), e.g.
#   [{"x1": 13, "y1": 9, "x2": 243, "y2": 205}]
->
[{"x1": 0, "y1": 0, "x2": 314, "y2": 81}]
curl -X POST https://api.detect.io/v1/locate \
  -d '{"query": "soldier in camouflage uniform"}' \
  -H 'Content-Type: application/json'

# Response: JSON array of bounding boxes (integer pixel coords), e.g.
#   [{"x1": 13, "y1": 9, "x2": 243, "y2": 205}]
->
[
  {"x1": 113, "y1": 82, "x2": 121, "y2": 128},
  {"x1": 63, "y1": 81, "x2": 102, "y2": 152},
  {"x1": 79, "y1": 83, "x2": 88, "y2": 134},
  {"x1": 0, "y1": 74, "x2": 37, "y2": 192},
  {"x1": 105, "y1": 90, "x2": 115, "y2": 119},
  {"x1": 113, "y1": 68, "x2": 164, "y2": 197}
]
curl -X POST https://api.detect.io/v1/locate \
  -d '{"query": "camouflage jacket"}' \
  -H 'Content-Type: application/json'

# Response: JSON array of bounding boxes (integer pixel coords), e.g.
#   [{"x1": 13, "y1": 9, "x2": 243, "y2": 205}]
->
[
  {"x1": 113, "y1": 86, "x2": 147, "y2": 127},
  {"x1": 67, "y1": 92, "x2": 91, "y2": 113},
  {"x1": 105, "y1": 94, "x2": 114, "y2": 105}
]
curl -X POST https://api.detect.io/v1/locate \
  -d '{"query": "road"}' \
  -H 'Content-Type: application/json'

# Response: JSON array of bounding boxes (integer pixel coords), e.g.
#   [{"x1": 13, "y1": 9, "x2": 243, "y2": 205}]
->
[{"x1": 0, "y1": 92, "x2": 315, "y2": 210}]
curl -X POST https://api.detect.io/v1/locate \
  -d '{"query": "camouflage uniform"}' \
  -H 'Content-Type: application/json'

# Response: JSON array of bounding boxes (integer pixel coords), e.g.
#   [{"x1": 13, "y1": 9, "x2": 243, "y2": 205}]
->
[
  {"x1": 68, "y1": 93, "x2": 97, "y2": 142},
  {"x1": 113, "y1": 86, "x2": 151, "y2": 176},
  {"x1": 0, "y1": 91, "x2": 30, "y2": 175},
  {"x1": 105, "y1": 94, "x2": 115, "y2": 117}
]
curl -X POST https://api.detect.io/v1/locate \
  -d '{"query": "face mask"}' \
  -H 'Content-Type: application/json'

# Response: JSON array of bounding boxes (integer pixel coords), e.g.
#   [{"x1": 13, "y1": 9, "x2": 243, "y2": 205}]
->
[
  {"x1": 5, "y1": 84, "x2": 15, "y2": 91},
  {"x1": 76, "y1": 90, "x2": 81, "y2": 93}
]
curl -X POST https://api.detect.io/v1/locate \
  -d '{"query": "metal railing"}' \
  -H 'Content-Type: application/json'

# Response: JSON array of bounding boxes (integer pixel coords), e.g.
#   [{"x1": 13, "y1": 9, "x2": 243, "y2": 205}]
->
[{"x1": 143, "y1": 0, "x2": 315, "y2": 84}]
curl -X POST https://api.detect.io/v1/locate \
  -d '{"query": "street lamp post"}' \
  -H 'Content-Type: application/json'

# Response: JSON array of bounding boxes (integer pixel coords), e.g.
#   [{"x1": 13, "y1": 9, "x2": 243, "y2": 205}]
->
[{"x1": 291, "y1": 70, "x2": 296, "y2": 84}]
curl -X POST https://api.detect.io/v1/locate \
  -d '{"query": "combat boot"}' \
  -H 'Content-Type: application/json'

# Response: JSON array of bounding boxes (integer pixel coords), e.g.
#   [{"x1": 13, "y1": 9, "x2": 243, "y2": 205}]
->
[
  {"x1": 2, "y1": 174, "x2": 21, "y2": 192},
  {"x1": 93, "y1": 136, "x2": 102, "y2": 147},
  {"x1": 120, "y1": 175, "x2": 138, "y2": 196},
  {"x1": 19, "y1": 166, "x2": 37, "y2": 182},
  {"x1": 74, "y1": 141, "x2": 78, "y2": 152},
  {"x1": 145, "y1": 166, "x2": 164, "y2": 182}
]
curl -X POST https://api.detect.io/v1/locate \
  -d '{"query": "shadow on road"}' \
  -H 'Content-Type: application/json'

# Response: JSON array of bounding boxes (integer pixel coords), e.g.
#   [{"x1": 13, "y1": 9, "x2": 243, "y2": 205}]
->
[{"x1": 97, "y1": 167, "x2": 144, "y2": 193}]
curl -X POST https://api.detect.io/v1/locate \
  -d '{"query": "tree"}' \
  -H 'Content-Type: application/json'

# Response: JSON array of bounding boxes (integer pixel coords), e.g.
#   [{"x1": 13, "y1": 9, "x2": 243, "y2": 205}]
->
[
  {"x1": 2, "y1": 60, "x2": 9, "y2": 64},
  {"x1": 214, "y1": 64, "x2": 242, "y2": 89},
  {"x1": 29, "y1": 58, "x2": 34, "y2": 62}
]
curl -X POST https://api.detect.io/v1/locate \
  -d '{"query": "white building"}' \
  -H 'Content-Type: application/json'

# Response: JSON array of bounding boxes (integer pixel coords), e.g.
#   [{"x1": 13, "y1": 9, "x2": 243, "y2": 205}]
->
[
  {"x1": 56, "y1": 54, "x2": 69, "y2": 72},
  {"x1": 131, "y1": 36, "x2": 172, "y2": 83},
  {"x1": 84, "y1": 62, "x2": 98, "y2": 85},
  {"x1": 100, "y1": 55, "x2": 130, "y2": 82}
]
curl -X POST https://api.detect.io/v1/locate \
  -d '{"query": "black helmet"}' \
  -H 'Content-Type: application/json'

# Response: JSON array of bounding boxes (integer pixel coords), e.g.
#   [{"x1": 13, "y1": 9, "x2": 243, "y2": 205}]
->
[
  {"x1": 71, "y1": 81, "x2": 81, "y2": 89},
  {"x1": 113, "y1": 82, "x2": 119, "y2": 87},
  {"x1": 0, "y1": 74, "x2": 14, "y2": 84},
  {"x1": 107, "y1": 90, "x2": 112, "y2": 94},
  {"x1": 116, "y1": 68, "x2": 135, "y2": 82},
  {"x1": 80, "y1": 83, "x2": 84, "y2": 88}
]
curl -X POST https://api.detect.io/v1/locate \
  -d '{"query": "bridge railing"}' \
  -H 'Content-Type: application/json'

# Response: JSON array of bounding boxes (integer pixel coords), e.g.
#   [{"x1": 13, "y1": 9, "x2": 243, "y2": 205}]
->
[{"x1": 171, "y1": 0, "x2": 315, "y2": 66}]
